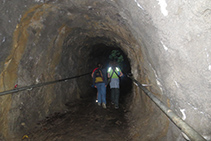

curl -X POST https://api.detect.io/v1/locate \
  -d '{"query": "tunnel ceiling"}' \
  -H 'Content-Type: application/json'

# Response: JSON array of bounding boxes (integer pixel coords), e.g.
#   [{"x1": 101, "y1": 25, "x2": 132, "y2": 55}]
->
[
  {"x1": 13, "y1": 1, "x2": 137, "y2": 77},
  {"x1": 1, "y1": 1, "x2": 139, "y2": 90}
]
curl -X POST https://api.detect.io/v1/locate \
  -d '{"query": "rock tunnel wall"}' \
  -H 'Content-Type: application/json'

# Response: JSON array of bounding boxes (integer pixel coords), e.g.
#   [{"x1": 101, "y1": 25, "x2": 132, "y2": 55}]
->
[{"x1": 0, "y1": 0, "x2": 210, "y2": 140}]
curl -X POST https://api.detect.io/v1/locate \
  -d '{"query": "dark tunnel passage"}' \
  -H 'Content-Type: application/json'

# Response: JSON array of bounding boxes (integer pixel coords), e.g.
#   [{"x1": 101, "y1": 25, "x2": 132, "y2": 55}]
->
[
  {"x1": 14, "y1": 38, "x2": 136, "y2": 140},
  {"x1": 28, "y1": 42, "x2": 135, "y2": 141},
  {"x1": 0, "y1": 1, "x2": 210, "y2": 141},
  {"x1": 87, "y1": 43, "x2": 133, "y2": 111},
  {"x1": 88, "y1": 43, "x2": 133, "y2": 95}
]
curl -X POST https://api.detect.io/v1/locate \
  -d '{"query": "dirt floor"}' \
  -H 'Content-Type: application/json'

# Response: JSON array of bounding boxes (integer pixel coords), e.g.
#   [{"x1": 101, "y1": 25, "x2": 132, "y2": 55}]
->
[{"x1": 27, "y1": 94, "x2": 130, "y2": 141}]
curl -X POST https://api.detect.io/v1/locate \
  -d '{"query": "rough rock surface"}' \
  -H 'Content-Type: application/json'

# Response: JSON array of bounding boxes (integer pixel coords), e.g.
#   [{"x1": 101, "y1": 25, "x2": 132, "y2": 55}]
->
[
  {"x1": 0, "y1": 0, "x2": 210, "y2": 140},
  {"x1": 27, "y1": 97, "x2": 129, "y2": 141}
]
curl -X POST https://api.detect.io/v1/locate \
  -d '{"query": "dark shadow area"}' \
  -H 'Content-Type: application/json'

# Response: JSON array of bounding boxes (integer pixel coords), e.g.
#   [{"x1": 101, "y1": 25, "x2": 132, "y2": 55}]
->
[
  {"x1": 88, "y1": 43, "x2": 133, "y2": 108},
  {"x1": 89, "y1": 43, "x2": 131, "y2": 73},
  {"x1": 28, "y1": 97, "x2": 130, "y2": 140}
]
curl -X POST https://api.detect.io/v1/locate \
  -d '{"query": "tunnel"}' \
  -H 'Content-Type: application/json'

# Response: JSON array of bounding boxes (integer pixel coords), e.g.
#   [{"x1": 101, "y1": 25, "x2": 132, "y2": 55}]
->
[{"x1": 0, "y1": 0, "x2": 210, "y2": 141}]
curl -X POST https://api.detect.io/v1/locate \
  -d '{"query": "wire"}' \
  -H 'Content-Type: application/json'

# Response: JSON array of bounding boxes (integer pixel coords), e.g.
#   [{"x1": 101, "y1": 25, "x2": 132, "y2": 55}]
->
[
  {"x1": 126, "y1": 73, "x2": 206, "y2": 141},
  {"x1": 0, "y1": 72, "x2": 91, "y2": 96}
]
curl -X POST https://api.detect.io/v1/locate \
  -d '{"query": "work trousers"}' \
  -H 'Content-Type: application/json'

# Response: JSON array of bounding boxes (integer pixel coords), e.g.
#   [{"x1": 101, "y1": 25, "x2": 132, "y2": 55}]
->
[{"x1": 111, "y1": 88, "x2": 120, "y2": 107}]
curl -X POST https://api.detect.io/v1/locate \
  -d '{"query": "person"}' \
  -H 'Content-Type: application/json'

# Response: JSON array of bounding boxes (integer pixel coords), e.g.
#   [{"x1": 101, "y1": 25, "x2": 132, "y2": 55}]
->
[
  {"x1": 91, "y1": 63, "x2": 101, "y2": 103},
  {"x1": 93, "y1": 63, "x2": 107, "y2": 109},
  {"x1": 107, "y1": 61, "x2": 123, "y2": 109}
]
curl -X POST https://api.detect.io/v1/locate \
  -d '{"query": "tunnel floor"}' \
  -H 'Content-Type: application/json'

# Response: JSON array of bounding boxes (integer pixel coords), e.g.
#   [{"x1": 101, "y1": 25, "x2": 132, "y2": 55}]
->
[{"x1": 27, "y1": 92, "x2": 130, "y2": 140}]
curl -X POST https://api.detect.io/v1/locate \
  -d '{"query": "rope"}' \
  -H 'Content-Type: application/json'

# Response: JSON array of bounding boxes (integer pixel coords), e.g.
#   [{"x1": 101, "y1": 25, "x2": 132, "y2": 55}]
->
[
  {"x1": 0, "y1": 72, "x2": 91, "y2": 96},
  {"x1": 126, "y1": 73, "x2": 206, "y2": 141}
]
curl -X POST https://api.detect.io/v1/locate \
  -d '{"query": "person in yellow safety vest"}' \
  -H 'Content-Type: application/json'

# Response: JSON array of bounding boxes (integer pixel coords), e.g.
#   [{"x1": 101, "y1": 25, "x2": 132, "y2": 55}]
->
[{"x1": 107, "y1": 62, "x2": 123, "y2": 109}]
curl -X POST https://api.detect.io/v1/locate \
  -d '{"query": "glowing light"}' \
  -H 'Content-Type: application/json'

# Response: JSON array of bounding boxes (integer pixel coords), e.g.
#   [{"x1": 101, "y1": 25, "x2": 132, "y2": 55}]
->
[{"x1": 157, "y1": 0, "x2": 168, "y2": 16}]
